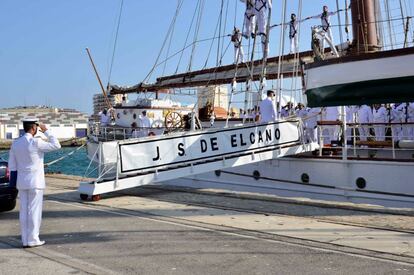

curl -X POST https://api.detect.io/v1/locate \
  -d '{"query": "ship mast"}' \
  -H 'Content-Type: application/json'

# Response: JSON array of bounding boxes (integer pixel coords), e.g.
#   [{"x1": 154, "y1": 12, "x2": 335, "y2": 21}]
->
[{"x1": 351, "y1": 0, "x2": 380, "y2": 53}]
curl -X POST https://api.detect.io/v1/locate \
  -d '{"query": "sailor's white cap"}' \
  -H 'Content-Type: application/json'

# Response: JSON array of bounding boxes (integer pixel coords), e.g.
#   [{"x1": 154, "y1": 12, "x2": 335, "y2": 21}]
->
[{"x1": 22, "y1": 117, "x2": 39, "y2": 125}]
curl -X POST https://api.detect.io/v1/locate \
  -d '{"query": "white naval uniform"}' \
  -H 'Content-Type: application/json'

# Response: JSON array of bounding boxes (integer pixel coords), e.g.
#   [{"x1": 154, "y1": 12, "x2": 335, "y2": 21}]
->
[
  {"x1": 400, "y1": 103, "x2": 410, "y2": 140},
  {"x1": 305, "y1": 108, "x2": 320, "y2": 143},
  {"x1": 289, "y1": 20, "x2": 299, "y2": 54},
  {"x1": 254, "y1": 0, "x2": 272, "y2": 56},
  {"x1": 240, "y1": 0, "x2": 256, "y2": 38},
  {"x1": 8, "y1": 131, "x2": 61, "y2": 246},
  {"x1": 99, "y1": 111, "x2": 110, "y2": 126},
  {"x1": 390, "y1": 104, "x2": 404, "y2": 141},
  {"x1": 357, "y1": 105, "x2": 373, "y2": 141},
  {"x1": 259, "y1": 97, "x2": 277, "y2": 123},
  {"x1": 288, "y1": 18, "x2": 306, "y2": 54},
  {"x1": 323, "y1": 106, "x2": 340, "y2": 144},
  {"x1": 140, "y1": 115, "x2": 152, "y2": 136},
  {"x1": 232, "y1": 29, "x2": 245, "y2": 63},
  {"x1": 309, "y1": 11, "x2": 339, "y2": 56},
  {"x1": 345, "y1": 106, "x2": 357, "y2": 141},
  {"x1": 373, "y1": 106, "x2": 387, "y2": 141},
  {"x1": 408, "y1": 103, "x2": 414, "y2": 140}
]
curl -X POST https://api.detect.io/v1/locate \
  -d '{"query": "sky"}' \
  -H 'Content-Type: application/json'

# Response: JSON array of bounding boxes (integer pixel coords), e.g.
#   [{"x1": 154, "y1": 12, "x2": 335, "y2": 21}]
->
[{"x1": 0, "y1": 0, "x2": 412, "y2": 114}]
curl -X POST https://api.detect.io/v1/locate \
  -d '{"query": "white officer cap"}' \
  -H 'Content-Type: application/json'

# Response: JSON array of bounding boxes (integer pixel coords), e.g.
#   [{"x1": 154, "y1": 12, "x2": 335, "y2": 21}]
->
[{"x1": 22, "y1": 117, "x2": 39, "y2": 125}]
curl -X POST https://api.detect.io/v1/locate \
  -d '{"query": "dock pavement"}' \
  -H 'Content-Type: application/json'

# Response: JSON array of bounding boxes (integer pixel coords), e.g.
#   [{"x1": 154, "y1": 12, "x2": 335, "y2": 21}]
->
[{"x1": 0, "y1": 174, "x2": 413, "y2": 274}]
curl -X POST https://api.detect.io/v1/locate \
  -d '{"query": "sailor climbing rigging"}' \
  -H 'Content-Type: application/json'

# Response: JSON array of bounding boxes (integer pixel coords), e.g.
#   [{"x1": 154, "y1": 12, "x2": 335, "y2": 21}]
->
[
  {"x1": 288, "y1": 13, "x2": 309, "y2": 54},
  {"x1": 307, "y1": 5, "x2": 342, "y2": 57},
  {"x1": 231, "y1": 27, "x2": 245, "y2": 64},
  {"x1": 254, "y1": 0, "x2": 272, "y2": 57},
  {"x1": 240, "y1": 0, "x2": 256, "y2": 39}
]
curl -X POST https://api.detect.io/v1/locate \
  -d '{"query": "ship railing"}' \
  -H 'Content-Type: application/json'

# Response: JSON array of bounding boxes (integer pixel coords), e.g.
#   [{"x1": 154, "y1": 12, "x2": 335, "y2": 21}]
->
[
  {"x1": 89, "y1": 122, "x2": 168, "y2": 142},
  {"x1": 316, "y1": 121, "x2": 414, "y2": 160}
]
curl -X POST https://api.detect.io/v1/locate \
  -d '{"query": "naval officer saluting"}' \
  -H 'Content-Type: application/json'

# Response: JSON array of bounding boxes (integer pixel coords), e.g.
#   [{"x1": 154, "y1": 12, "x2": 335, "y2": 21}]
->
[{"x1": 8, "y1": 118, "x2": 61, "y2": 248}]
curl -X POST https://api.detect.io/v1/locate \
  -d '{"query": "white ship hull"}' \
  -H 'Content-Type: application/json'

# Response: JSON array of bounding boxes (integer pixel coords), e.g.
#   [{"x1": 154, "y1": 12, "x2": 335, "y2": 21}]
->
[{"x1": 165, "y1": 155, "x2": 414, "y2": 208}]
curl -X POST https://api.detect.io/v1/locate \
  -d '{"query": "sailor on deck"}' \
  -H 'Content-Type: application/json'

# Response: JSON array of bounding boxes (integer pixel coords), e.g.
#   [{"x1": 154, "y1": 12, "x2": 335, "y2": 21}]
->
[
  {"x1": 305, "y1": 107, "x2": 321, "y2": 143},
  {"x1": 307, "y1": 6, "x2": 341, "y2": 57},
  {"x1": 373, "y1": 104, "x2": 387, "y2": 141},
  {"x1": 345, "y1": 106, "x2": 357, "y2": 141},
  {"x1": 8, "y1": 118, "x2": 61, "y2": 248},
  {"x1": 357, "y1": 104, "x2": 373, "y2": 141},
  {"x1": 401, "y1": 103, "x2": 411, "y2": 140},
  {"x1": 140, "y1": 110, "x2": 152, "y2": 136},
  {"x1": 231, "y1": 27, "x2": 245, "y2": 64},
  {"x1": 99, "y1": 108, "x2": 111, "y2": 127},
  {"x1": 408, "y1": 102, "x2": 414, "y2": 140},
  {"x1": 390, "y1": 103, "x2": 404, "y2": 141},
  {"x1": 259, "y1": 90, "x2": 277, "y2": 123},
  {"x1": 324, "y1": 106, "x2": 341, "y2": 144}
]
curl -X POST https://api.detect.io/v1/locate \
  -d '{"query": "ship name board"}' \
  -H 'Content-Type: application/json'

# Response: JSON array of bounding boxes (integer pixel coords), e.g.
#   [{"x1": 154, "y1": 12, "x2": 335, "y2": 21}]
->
[{"x1": 119, "y1": 121, "x2": 300, "y2": 173}]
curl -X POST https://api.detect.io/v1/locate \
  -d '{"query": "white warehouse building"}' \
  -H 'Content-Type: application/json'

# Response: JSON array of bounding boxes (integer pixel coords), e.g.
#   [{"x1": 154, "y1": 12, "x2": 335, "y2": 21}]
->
[{"x1": 0, "y1": 106, "x2": 89, "y2": 140}]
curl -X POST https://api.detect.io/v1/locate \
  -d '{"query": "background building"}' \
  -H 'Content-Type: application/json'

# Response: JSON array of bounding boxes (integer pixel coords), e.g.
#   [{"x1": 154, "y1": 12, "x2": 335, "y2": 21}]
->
[
  {"x1": 0, "y1": 106, "x2": 89, "y2": 140},
  {"x1": 93, "y1": 93, "x2": 123, "y2": 115}
]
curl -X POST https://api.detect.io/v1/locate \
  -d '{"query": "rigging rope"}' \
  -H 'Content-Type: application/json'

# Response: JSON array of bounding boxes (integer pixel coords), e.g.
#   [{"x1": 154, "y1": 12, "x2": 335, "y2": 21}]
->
[
  {"x1": 143, "y1": 0, "x2": 184, "y2": 83},
  {"x1": 162, "y1": 0, "x2": 184, "y2": 76},
  {"x1": 107, "y1": 0, "x2": 124, "y2": 88},
  {"x1": 188, "y1": 0, "x2": 205, "y2": 72},
  {"x1": 276, "y1": 0, "x2": 288, "y2": 118}
]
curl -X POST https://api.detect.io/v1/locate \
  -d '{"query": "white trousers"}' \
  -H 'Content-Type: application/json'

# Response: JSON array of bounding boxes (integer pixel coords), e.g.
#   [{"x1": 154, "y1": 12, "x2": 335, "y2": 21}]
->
[
  {"x1": 359, "y1": 125, "x2": 370, "y2": 141},
  {"x1": 290, "y1": 35, "x2": 298, "y2": 54},
  {"x1": 243, "y1": 12, "x2": 255, "y2": 38},
  {"x1": 374, "y1": 125, "x2": 386, "y2": 141},
  {"x1": 322, "y1": 126, "x2": 339, "y2": 145},
  {"x1": 321, "y1": 28, "x2": 339, "y2": 57},
  {"x1": 391, "y1": 124, "x2": 402, "y2": 141},
  {"x1": 305, "y1": 127, "x2": 317, "y2": 143},
  {"x1": 234, "y1": 46, "x2": 245, "y2": 63},
  {"x1": 19, "y1": 189, "x2": 44, "y2": 246},
  {"x1": 408, "y1": 120, "x2": 414, "y2": 140},
  {"x1": 254, "y1": 10, "x2": 267, "y2": 35}
]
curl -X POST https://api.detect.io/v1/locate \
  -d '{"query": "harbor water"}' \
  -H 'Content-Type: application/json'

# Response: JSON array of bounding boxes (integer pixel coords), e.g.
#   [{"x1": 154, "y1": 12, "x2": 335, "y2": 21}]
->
[{"x1": 0, "y1": 147, "x2": 97, "y2": 178}]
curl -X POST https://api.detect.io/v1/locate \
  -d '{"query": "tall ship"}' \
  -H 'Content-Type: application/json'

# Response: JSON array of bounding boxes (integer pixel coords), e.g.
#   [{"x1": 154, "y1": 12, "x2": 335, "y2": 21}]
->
[{"x1": 80, "y1": 0, "x2": 414, "y2": 208}]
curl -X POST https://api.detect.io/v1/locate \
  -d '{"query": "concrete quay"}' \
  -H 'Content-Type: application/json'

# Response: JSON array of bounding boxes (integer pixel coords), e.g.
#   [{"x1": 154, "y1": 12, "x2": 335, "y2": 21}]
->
[{"x1": 0, "y1": 175, "x2": 413, "y2": 274}]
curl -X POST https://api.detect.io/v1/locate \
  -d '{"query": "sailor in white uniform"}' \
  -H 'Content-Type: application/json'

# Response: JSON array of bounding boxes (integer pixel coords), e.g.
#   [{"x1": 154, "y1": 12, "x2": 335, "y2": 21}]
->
[
  {"x1": 231, "y1": 27, "x2": 244, "y2": 63},
  {"x1": 390, "y1": 103, "x2": 404, "y2": 141},
  {"x1": 8, "y1": 118, "x2": 61, "y2": 248},
  {"x1": 99, "y1": 109, "x2": 111, "y2": 126},
  {"x1": 357, "y1": 104, "x2": 373, "y2": 141},
  {"x1": 139, "y1": 111, "x2": 152, "y2": 136},
  {"x1": 324, "y1": 106, "x2": 341, "y2": 144},
  {"x1": 254, "y1": 0, "x2": 272, "y2": 56},
  {"x1": 305, "y1": 107, "x2": 321, "y2": 143},
  {"x1": 308, "y1": 6, "x2": 341, "y2": 57},
  {"x1": 288, "y1": 13, "x2": 309, "y2": 54},
  {"x1": 400, "y1": 103, "x2": 411, "y2": 140},
  {"x1": 240, "y1": 0, "x2": 256, "y2": 39},
  {"x1": 259, "y1": 90, "x2": 277, "y2": 123},
  {"x1": 372, "y1": 104, "x2": 387, "y2": 141},
  {"x1": 345, "y1": 106, "x2": 357, "y2": 141},
  {"x1": 408, "y1": 102, "x2": 414, "y2": 140}
]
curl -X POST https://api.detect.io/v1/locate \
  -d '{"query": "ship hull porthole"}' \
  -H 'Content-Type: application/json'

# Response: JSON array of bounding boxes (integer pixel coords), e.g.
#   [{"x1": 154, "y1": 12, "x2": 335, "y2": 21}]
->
[
  {"x1": 301, "y1": 173, "x2": 310, "y2": 183},
  {"x1": 215, "y1": 170, "x2": 221, "y2": 177},
  {"x1": 253, "y1": 170, "x2": 261, "y2": 180},
  {"x1": 356, "y1": 177, "x2": 366, "y2": 189}
]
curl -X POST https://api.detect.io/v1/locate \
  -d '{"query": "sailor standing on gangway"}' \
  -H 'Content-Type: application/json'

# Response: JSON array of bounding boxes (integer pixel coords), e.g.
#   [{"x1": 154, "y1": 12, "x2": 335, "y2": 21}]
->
[{"x1": 259, "y1": 90, "x2": 277, "y2": 123}]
